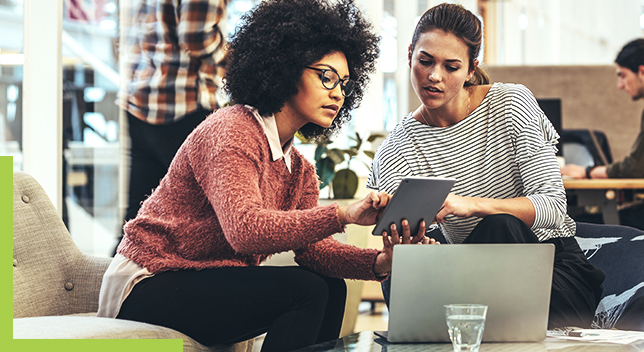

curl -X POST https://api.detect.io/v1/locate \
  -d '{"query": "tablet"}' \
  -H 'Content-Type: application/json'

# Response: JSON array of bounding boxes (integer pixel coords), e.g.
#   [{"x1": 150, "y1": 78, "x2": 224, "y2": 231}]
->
[{"x1": 372, "y1": 176, "x2": 456, "y2": 236}]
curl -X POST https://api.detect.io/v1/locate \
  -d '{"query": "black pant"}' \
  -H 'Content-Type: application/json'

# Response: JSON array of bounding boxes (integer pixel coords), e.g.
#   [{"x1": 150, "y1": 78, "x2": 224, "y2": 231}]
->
[
  {"x1": 382, "y1": 214, "x2": 605, "y2": 329},
  {"x1": 113, "y1": 109, "x2": 210, "y2": 255},
  {"x1": 117, "y1": 266, "x2": 347, "y2": 352}
]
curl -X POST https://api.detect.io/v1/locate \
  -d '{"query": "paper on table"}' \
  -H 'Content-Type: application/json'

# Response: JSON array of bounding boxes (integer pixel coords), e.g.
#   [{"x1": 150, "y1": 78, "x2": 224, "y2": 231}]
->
[{"x1": 546, "y1": 329, "x2": 644, "y2": 345}]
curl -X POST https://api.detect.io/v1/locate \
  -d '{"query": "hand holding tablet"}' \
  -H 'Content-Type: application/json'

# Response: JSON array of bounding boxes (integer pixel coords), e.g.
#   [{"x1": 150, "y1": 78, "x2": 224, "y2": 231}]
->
[{"x1": 372, "y1": 177, "x2": 456, "y2": 236}]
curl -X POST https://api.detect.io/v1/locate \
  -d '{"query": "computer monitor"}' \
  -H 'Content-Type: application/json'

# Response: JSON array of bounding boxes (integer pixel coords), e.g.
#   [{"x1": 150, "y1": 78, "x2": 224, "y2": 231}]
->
[{"x1": 537, "y1": 98, "x2": 562, "y2": 156}]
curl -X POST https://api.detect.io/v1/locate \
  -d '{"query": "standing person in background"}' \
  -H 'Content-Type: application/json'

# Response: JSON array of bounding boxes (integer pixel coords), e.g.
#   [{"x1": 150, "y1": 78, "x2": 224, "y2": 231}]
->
[
  {"x1": 561, "y1": 38, "x2": 644, "y2": 230},
  {"x1": 367, "y1": 3, "x2": 605, "y2": 329},
  {"x1": 114, "y1": 0, "x2": 229, "y2": 255}
]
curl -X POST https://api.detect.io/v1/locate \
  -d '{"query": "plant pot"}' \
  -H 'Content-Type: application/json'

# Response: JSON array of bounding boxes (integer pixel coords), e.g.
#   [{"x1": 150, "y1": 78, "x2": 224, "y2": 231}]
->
[{"x1": 332, "y1": 168, "x2": 359, "y2": 199}]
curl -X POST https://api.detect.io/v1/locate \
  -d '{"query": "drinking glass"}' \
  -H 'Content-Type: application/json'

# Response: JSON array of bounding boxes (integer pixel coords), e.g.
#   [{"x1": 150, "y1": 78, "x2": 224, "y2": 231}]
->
[{"x1": 444, "y1": 304, "x2": 488, "y2": 352}]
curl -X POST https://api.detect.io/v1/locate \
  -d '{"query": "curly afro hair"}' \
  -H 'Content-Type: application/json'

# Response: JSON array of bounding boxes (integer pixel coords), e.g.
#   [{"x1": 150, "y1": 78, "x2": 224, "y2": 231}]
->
[{"x1": 224, "y1": 0, "x2": 380, "y2": 141}]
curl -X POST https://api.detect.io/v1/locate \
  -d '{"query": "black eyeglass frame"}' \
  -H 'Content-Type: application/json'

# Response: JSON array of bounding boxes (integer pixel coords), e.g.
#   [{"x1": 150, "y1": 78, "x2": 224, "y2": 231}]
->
[{"x1": 305, "y1": 66, "x2": 355, "y2": 96}]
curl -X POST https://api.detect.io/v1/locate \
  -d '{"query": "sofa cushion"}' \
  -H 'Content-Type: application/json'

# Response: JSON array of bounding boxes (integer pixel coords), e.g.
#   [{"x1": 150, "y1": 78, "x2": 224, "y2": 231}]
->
[
  {"x1": 575, "y1": 222, "x2": 644, "y2": 330},
  {"x1": 13, "y1": 316, "x2": 252, "y2": 352}
]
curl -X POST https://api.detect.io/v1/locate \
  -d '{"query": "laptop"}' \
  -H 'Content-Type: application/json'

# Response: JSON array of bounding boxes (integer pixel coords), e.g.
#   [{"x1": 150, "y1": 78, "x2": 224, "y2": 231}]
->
[{"x1": 378, "y1": 243, "x2": 554, "y2": 343}]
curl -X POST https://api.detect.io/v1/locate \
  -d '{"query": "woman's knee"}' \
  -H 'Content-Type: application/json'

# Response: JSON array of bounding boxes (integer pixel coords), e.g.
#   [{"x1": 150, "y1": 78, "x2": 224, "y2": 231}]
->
[
  {"x1": 280, "y1": 268, "x2": 341, "y2": 305},
  {"x1": 323, "y1": 276, "x2": 347, "y2": 300},
  {"x1": 466, "y1": 214, "x2": 538, "y2": 243},
  {"x1": 479, "y1": 213, "x2": 523, "y2": 228}
]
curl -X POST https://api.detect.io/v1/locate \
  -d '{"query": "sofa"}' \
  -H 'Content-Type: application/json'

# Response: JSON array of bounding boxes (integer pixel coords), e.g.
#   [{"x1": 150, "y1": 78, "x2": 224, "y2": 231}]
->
[
  {"x1": 574, "y1": 222, "x2": 644, "y2": 331},
  {"x1": 422, "y1": 223, "x2": 644, "y2": 331},
  {"x1": 12, "y1": 171, "x2": 254, "y2": 351}
]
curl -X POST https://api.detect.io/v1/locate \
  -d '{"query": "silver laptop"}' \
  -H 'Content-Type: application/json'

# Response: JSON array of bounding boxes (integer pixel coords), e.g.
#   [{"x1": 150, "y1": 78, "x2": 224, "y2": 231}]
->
[{"x1": 381, "y1": 243, "x2": 554, "y2": 343}]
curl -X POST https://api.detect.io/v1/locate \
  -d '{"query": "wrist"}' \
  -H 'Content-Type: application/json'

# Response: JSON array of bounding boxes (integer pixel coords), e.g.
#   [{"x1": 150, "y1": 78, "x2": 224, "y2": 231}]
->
[
  {"x1": 585, "y1": 166, "x2": 594, "y2": 179},
  {"x1": 375, "y1": 271, "x2": 391, "y2": 280},
  {"x1": 373, "y1": 252, "x2": 391, "y2": 276},
  {"x1": 337, "y1": 205, "x2": 348, "y2": 226}
]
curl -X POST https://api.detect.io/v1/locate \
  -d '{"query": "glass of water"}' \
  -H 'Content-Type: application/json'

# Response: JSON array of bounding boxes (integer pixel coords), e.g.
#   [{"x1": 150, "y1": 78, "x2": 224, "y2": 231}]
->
[{"x1": 444, "y1": 304, "x2": 488, "y2": 352}]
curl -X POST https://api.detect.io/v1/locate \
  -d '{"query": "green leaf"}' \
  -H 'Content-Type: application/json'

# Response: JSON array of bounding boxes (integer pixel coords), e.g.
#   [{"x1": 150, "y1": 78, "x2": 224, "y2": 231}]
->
[
  {"x1": 363, "y1": 150, "x2": 375, "y2": 159},
  {"x1": 367, "y1": 133, "x2": 386, "y2": 142},
  {"x1": 326, "y1": 149, "x2": 346, "y2": 164},
  {"x1": 314, "y1": 144, "x2": 327, "y2": 161},
  {"x1": 316, "y1": 157, "x2": 336, "y2": 189},
  {"x1": 342, "y1": 149, "x2": 358, "y2": 158},
  {"x1": 351, "y1": 133, "x2": 363, "y2": 151}
]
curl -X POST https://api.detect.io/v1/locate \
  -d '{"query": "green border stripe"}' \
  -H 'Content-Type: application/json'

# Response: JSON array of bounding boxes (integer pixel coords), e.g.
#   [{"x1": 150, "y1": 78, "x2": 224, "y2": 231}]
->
[{"x1": 5, "y1": 157, "x2": 181, "y2": 351}]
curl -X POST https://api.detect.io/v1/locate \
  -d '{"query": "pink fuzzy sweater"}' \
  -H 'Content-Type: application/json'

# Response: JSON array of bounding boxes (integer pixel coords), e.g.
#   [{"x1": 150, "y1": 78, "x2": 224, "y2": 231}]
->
[{"x1": 118, "y1": 105, "x2": 381, "y2": 281}]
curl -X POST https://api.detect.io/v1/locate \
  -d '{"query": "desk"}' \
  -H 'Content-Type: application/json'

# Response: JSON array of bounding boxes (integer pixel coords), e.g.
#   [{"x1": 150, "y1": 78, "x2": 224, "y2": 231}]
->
[
  {"x1": 563, "y1": 179, "x2": 644, "y2": 225},
  {"x1": 291, "y1": 331, "x2": 644, "y2": 352}
]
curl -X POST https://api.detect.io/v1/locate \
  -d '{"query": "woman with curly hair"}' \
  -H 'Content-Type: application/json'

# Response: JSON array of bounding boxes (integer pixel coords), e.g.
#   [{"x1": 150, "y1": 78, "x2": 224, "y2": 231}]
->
[{"x1": 97, "y1": 0, "x2": 433, "y2": 350}]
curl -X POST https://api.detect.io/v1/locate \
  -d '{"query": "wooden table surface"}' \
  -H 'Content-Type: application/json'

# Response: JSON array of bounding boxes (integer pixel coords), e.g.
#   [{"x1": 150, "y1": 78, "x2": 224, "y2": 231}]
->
[
  {"x1": 563, "y1": 178, "x2": 644, "y2": 225},
  {"x1": 563, "y1": 178, "x2": 644, "y2": 189}
]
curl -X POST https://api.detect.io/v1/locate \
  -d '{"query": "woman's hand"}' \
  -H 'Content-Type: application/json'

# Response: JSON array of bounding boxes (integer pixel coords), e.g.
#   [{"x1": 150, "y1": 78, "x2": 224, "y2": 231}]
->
[
  {"x1": 560, "y1": 164, "x2": 586, "y2": 179},
  {"x1": 373, "y1": 219, "x2": 439, "y2": 276},
  {"x1": 338, "y1": 191, "x2": 391, "y2": 226},
  {"x1": 561, "y1": 164, "x2": 609, "y2": 179},
  {"x1": 435, "y1": 193, "x2": 480, "y2": 223},
  {"x1": 435, "y1": 193, "x2": 536, "y2": 227}
]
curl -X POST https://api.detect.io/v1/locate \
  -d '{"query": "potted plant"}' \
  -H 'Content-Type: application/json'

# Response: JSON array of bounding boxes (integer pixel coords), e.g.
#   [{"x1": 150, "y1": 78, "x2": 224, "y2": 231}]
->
[{"x1": 310, "y1": 132, "x2": 385, "y2": 199}]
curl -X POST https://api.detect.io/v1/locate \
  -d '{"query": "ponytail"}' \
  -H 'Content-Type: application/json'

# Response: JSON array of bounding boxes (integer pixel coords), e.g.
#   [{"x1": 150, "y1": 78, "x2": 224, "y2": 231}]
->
[{"x1": 465, "y1": 66, "x2": 489, "y2": 86}]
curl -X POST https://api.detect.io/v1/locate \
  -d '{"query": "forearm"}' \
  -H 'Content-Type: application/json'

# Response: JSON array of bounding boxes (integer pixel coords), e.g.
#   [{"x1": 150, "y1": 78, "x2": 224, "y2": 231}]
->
[
  {"x1": 373, "y1": 252, "x2": 390, "y2": 277},
  {"x1": 605, "y1": 155, "x2": 644, "y2": 178},
  {"x1": 469, "y1": 197, "x2": 536, "y2": 227},
  {"x1": 561, "y1": 164, "x2": 610, "y2": 179},
  {"x1": 606, "y1": 121, "x2": 644, "y2": 178},
  {"x1": 519, "y1": 143, "x2": 568, "y2": 228},
  {"x1": 294, "y1": 238, "x2": 381, "y2": 281},
  {"x1": 589, "y1": 165, "x2": 609, "y2": 179}
]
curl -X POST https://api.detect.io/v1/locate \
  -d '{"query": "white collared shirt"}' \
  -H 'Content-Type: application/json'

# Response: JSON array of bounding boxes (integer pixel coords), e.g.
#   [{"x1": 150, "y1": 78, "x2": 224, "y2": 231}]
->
[{"x1": 246, "y1": 105, "x2": 293, "y2": 173}]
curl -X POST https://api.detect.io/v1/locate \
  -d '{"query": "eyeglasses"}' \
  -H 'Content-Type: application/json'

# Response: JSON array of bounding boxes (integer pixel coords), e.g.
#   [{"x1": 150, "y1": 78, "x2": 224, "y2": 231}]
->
[{"x1": 305, "y1": 67, "x2": 355, "y2": 96}]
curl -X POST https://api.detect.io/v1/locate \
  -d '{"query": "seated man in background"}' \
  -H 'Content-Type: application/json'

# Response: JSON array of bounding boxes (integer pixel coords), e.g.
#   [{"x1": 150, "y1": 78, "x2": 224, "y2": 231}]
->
[{"x1": 561, "y1": 38, "x2": 644, "y2": 230}]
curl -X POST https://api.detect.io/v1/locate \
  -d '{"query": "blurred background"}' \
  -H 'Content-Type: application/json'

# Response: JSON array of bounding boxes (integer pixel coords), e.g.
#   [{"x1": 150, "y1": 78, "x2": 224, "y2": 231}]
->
[{"x1": 2, "y1": 0, "x2": 643, "y2": 257}]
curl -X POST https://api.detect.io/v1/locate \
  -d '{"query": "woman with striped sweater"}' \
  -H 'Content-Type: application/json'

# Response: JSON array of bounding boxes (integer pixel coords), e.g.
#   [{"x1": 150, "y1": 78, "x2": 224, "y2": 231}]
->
[{"x1": 368, "y1": 3, "x2": 604, "y2": 329}]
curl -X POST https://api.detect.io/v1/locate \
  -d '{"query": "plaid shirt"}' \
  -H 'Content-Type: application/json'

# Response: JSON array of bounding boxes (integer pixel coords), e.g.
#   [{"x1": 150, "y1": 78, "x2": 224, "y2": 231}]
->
[{"x1": 119, "y1": 0, "x2": 229, "y2": 124}]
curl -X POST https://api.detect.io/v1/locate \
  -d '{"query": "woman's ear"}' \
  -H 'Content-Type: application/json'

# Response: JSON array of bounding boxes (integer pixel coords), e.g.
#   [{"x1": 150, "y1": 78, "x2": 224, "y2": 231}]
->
[
  {"x1": 467, "y1": 59, "x2": 479, "y2": 81},
  {"x1": 408, "y1": 44, "x2": 413, "y2": 68}
]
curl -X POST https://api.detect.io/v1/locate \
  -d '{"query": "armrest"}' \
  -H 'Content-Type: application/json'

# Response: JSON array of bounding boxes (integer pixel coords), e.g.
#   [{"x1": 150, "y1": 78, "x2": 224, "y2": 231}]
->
[{"x1": 68, "y1": 254, "x2": 113, "y2": 314}]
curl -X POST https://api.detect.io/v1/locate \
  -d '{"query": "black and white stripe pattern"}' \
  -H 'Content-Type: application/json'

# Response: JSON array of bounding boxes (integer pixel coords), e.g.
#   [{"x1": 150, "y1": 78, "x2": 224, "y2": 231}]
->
[{"x1": 367, "y1": 83, "x2": 576, "y2": 243}]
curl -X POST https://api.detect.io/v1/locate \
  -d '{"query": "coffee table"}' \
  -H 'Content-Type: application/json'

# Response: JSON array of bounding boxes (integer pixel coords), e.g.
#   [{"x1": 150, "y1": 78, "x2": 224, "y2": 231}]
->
[{"x1": 290, "y1": 331, "x2": 644, "y2": 351}]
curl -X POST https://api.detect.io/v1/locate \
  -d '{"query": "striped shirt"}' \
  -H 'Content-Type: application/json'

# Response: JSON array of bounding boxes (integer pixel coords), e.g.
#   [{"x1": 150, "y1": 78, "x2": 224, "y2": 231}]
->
[
  {"x1": 367, "y1": 83, "x2": 576, "y2": 243},
  {"x1": 118, "y1": 0, "x2": 228, "y2": 124}
]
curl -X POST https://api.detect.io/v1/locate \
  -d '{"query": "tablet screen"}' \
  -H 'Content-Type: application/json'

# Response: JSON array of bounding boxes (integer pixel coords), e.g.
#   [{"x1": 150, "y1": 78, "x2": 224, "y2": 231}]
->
[{"x1": 372, "y1": 177, "x2": 456, "y2": 236}]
